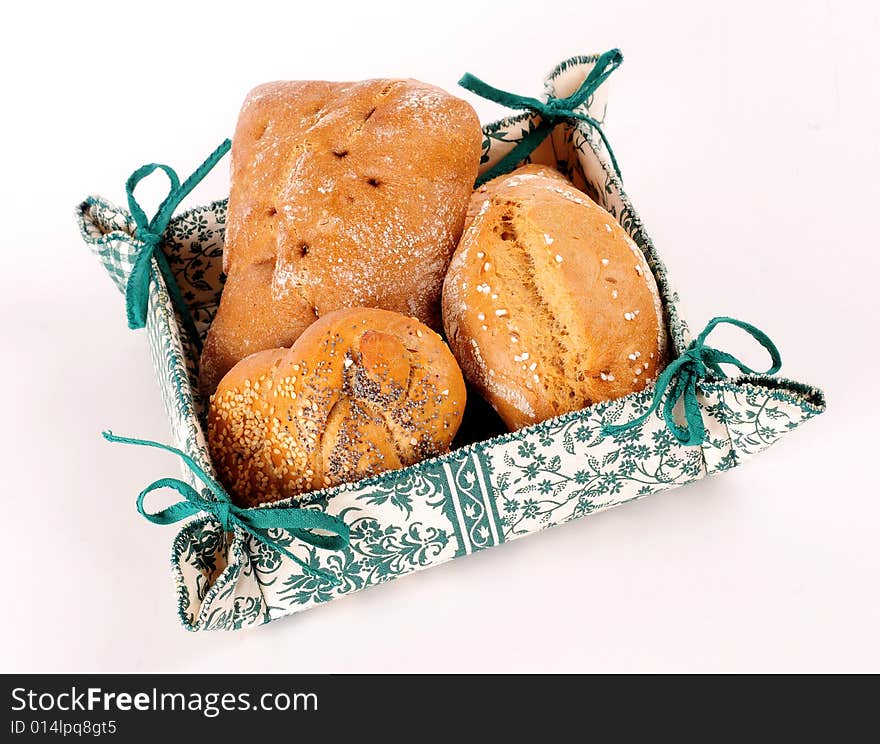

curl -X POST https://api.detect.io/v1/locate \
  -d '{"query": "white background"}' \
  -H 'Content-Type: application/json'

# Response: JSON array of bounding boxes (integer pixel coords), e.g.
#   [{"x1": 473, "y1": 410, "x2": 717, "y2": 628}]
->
[{"x1": 2, "y1": 0, "x2": 878, "y2": 673}]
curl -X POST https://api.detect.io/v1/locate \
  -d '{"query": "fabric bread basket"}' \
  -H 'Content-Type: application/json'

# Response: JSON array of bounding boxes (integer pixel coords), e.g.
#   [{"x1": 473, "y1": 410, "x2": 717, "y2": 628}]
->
[{"x1": 76, "y1": 51, "x2": 826, "y2": 631}]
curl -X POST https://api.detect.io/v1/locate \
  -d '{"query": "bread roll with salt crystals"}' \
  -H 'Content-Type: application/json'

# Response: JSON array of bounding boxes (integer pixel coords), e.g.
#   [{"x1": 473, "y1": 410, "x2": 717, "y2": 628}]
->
[
  {"x1": 208, "y1": 308, "x2": 466, "y2": 507},
  {"x1": 199, "y1": 79, "x2": 482, "y2": 393},
  {"x1": 442, "y1": 165, "x2": 668, "y2": 431}
]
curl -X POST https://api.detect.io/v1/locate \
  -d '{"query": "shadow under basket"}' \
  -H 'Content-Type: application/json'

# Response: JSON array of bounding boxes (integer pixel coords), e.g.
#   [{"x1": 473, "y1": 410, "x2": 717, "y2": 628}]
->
[{"x1": 77, "y1": 54, "x2": 825, "y2": 631}]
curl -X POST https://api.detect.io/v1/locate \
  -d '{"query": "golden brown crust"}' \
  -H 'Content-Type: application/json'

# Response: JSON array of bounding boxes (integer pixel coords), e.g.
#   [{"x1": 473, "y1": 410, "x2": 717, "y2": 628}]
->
[
  {"x1": 207, "y1": 308, "x2": 467, "y2": 507},
  {"x1": 465, "y1": 164, "x2": 569, "y2": 226},
  {"x1": 199, "y1": 262, "x2": 317, "y2": 396},
  {"x1": 200, "y1": 79, "x2": 482, "y2": 393},
  {"x1": 442, "y1": 166, "x2": 668, "y2": 431}
]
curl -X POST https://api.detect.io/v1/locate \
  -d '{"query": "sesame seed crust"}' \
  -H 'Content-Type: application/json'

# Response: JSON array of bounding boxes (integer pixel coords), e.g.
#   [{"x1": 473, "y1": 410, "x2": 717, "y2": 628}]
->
[
  {"x1": 207, "y1": 307, "x2": 466, "y2": 507},
  {"x1": 442, "y1": 164, "x2": 669, "y2": 431}
]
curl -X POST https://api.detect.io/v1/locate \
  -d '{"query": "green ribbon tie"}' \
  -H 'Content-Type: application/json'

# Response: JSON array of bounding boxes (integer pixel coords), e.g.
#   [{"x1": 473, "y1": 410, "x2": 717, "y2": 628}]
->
[
  {"x1": 102, "y1": 431, "x2": 350, "y2": 584},
  {"x1": 603, "y1": 317, "x2": 782, "y2": 446},
  {"x1": 459, "y1": 48, "x2": 624, "y2": 187},
  {"x1": 124, "y1": 138, "x2": 231, "y2": 352}
]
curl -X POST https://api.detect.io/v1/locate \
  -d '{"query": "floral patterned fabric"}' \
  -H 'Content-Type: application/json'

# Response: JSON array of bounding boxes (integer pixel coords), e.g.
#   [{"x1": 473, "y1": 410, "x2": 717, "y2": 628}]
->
[{"x1": 76, "y1": 54, "x2": 825, "y2": 631}]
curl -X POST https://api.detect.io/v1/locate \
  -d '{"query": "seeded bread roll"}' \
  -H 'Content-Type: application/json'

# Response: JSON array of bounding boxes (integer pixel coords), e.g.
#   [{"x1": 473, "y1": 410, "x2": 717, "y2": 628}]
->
[
  {"x1": 208, "y1": 307, "x2": 466, "y2": 507},
  {"x1": 199, "y1": 79, "x2": 482, "y2": 393},
  {"x1": 442, "y1": 166, "x2": 668, "y2": 431}
]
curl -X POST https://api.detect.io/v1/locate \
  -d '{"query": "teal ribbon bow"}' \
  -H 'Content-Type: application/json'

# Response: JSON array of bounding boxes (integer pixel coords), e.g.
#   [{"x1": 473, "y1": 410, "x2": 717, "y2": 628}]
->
[
  {"x1": 459, "y1": 49, "x2": 624, "y2": 187},
  {"x1": 603, "y1": 317, "x2": 782, "y2": 446},
  {"x1": 103, "y1": 431, "x2": 349, "y2": 583},
  {"x1": 124, "y1": 138, "x2": 231, "y2": 351}
]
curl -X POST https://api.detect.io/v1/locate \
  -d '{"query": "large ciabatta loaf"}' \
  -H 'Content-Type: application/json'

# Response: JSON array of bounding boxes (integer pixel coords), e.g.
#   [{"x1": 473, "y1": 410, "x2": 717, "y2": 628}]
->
[
  {"x1": 442, "y1": 165, "x2": 668, "y2": 431},
  {"x1": 208, "y1": 308, "x2": 467, "y2": 508},
  {"x1": 199, "y1": 79, "x2": 482, "y2": 393}
]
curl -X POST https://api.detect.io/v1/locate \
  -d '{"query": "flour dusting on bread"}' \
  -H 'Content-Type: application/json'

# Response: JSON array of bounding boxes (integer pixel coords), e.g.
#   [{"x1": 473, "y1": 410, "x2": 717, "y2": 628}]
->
[{"x1": 200, "y1": 78, "x2": 482, "y2": 394}]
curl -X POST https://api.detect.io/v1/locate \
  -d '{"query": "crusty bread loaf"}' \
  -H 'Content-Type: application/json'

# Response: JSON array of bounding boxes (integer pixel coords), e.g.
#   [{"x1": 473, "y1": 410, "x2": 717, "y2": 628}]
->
[
  {"x1": 442, "y1": 166, "x2": 668, "y2": 431},
  {"x1": 199, "y1": 79, "x2": 482, "y2": 393},
  {"x1": 208, "y1": 307, "x2": 467, "y2": 507}
]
